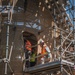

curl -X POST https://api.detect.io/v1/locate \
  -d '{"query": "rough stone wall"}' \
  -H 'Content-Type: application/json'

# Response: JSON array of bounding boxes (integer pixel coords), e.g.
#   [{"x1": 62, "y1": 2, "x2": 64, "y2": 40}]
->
[
  {"x1": 0, "y1": 0, "x2": 54, "y2": 75},
  {"x1": 0, "y1": 25, "x2": 39, "y2": 75}
]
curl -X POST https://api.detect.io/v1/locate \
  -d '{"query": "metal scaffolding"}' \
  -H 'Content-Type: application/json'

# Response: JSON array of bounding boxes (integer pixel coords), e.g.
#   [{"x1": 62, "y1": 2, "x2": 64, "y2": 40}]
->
[
  {"x1": 0, "y1": 0, "x2": 75, "y2": 75},
  {"x1": 24, "y1": 0, "x2": 75, "y2": 75},
  {"x1": 0, "y1": 0, "x2": 18, "y2": 75}
]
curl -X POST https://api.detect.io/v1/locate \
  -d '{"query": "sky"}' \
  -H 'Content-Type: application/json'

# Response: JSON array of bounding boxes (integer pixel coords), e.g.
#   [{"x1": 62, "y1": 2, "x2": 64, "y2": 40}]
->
[{"x1": 66, "y1": 0, "x2": 75, "y2": 28}]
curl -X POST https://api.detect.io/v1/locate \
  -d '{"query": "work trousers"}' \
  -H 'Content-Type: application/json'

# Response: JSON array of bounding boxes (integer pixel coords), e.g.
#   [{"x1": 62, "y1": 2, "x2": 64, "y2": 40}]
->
[{"x1": 25, "y1": 50, "x2": 31, "y2": 68}]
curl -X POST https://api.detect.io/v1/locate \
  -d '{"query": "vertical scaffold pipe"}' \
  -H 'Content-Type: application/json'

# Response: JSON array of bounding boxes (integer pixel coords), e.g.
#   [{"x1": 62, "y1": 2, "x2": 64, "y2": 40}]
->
[
  {"x1": 5, "y1": 25, "x2": 9, "y2": 75},
  {"x1": 53, "y1": 25, "x2": 56, "y2": 61},
  {"x1": 53, "y1": 7, "x2": 57, "y2": 61},
  {"x1": 4, "y1": 3, "x2": 10, "y2": 75},
  {"x1": 60, "y1": 30, "x2": 62, "y2": 61},
  {"x1": 60, "y1": 30, "x2": 63, "y2": 75}
]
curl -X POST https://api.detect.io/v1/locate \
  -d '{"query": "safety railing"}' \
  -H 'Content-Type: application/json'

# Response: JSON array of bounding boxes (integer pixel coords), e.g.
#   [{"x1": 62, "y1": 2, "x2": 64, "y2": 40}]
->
[{"x1": 22, "y1": 51, "x2": 53, "y2": 71}]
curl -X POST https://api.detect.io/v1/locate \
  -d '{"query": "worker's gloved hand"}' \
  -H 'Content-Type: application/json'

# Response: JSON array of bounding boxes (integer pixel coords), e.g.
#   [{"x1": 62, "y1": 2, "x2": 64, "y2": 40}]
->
[{"x1": 28, "y1": 51, "x2": 31, "y2": 55}]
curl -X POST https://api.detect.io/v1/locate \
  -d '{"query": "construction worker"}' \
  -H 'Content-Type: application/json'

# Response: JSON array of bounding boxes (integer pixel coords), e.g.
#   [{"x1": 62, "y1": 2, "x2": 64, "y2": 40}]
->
[
  {"x1": 40, "y1": 41, "x2": 52, "y2": 64},
  {"x1": 25, "y1": 39, "x2": 32, "y2": 68}
]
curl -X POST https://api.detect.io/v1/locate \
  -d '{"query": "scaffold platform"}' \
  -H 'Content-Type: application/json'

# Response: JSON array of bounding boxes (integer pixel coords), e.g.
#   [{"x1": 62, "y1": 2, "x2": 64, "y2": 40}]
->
[{"x1": 25, "y1": 60, "x2": 74, "y2": 74}]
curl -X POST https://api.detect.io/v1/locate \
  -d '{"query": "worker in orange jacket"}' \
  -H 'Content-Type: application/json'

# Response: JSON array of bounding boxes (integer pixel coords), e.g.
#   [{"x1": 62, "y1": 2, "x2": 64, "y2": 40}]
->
[
  {"x1": 25, "y1": 39, "x2": 32, "y2": 68},
  {"x1": 25, "y1": 40, "x2": 32, "y2": 51},
  {"x1": 40, "y1": 41, "x2": 52, "y2": 64},
  {"x1": 41, "y1": 46, "x2": 46, "y2": 55}
]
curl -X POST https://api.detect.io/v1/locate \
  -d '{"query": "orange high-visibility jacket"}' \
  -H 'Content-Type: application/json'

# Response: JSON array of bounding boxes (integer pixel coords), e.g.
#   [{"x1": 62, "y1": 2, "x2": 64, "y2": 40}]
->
[
  {"x1": 41, "y1": 46, "x2": 46, "y2": 54},
  {"x1": 25, "y1": 40, "x2": 32, "y2": 51}
]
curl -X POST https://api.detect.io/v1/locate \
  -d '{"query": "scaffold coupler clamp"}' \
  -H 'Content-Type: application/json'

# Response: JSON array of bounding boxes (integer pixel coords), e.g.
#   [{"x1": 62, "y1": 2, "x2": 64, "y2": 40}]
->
[{"x1": 3, "y1": 58, "x2": 9, "y2": 63}]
